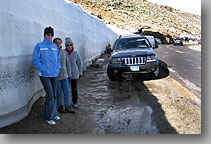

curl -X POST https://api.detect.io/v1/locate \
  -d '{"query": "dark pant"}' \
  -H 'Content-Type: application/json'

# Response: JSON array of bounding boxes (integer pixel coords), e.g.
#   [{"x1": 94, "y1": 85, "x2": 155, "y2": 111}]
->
[
  {"x1": 39, "y1": 76, "x2": 57, "y2": 121},
  {"x1": 71, "y1": 79, "x2": 78, "y2": 104}
]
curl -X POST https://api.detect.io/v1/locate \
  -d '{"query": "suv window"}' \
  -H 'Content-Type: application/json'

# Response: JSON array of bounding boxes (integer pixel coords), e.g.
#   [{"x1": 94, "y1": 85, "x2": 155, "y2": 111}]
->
[{"x1": 114, "y1": 37, "x2": 151, "y2": 50}]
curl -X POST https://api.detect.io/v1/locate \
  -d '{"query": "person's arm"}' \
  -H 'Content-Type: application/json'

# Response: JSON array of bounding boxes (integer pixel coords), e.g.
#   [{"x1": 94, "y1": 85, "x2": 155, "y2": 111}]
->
[
  {"x1": 66, "y1": 53, "x2": 72, "y2": 77},
  {"x1": 76, "y1": 52, "x2": 82, "y2": 76},
  {"x1": 57, "y1": 49, "x2": 61, "y2": 70},
  {"x1": 32, "y1": 44, "x2": 43, "y2": 72}
]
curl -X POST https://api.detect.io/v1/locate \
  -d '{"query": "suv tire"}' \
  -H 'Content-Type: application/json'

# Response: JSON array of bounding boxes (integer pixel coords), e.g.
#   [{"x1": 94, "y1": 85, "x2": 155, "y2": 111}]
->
[
  {"x1": 107, "y1": 66, "x2": 122, "y2": 81},
  {"x1": 148, "y1": 66, "x2": 160, "y2": 79}
]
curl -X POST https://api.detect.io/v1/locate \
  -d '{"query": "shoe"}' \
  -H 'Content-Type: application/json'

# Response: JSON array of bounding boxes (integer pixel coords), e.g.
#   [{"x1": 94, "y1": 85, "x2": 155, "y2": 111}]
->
[
  {"x1": 54, "y1": 116, "x2": 60, "y2": 121},
  {"x1": 58, "y1": 106, "x2": 66, "y2": 114},
  {"x1": 65, "y1": 106, "x2": 76, "y2": 114},
  {"x1": 45, "y1": 120, "x2": 56, "y2": 125},
  {"x1": 72, "y1": 104, "x2": 78, "y2": 108}
]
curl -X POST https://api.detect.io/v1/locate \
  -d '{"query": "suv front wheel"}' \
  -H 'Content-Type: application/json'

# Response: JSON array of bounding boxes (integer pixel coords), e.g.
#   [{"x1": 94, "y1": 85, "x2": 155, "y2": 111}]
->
[
  {"x1": 107, "y1": 66, "x2": 122, "y2": 81},
  {"x1": 148, "y1": 66, "x2": 160, "y2": 79}
]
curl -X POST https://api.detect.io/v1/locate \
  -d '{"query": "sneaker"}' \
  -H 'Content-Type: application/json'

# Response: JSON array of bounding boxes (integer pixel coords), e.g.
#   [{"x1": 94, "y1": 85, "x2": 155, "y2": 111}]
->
[
  {"x1": 58, "y1": 106, "x2": 66, "y2": 114},
  {"x1": 65, "y1": 106, "x2": 76, "y2": 114},
  {"x1": 45, "y1": 120, "x2": 56, "y2": 125},
  {"x1": 54, "y1": 116, "x2": 60, "y2": 121},
  {"x1": 72, "y1": 104, "x2": 78, "y2": 108}
]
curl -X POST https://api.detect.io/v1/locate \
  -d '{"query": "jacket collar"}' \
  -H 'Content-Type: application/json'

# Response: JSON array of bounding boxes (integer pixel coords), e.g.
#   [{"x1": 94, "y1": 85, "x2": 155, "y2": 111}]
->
[
  {"x1": 43, "y1": 38, "x2": 53, "y2": 45},
  {"x1": 71, "y1": 50, "x2": 77, "y2": 54}
]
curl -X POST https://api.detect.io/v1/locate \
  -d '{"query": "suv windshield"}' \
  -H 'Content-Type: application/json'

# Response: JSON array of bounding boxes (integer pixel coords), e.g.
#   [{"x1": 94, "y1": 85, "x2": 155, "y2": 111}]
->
[{"x1": 114, "y1": 37, "x2": 152, "y2": 50}]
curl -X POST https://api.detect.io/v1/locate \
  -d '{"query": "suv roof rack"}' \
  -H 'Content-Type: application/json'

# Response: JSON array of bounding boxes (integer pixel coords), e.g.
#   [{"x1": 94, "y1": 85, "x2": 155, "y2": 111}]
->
[{"x1": 118, "y1": 34, "x2": 139, "y2": 39}]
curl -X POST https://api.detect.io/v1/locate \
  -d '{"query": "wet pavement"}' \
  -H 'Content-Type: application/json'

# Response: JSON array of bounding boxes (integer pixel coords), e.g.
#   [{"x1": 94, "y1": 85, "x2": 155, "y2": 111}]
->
[{"x1": 0, "y1": 53, "x2": 201, "y2": 134}]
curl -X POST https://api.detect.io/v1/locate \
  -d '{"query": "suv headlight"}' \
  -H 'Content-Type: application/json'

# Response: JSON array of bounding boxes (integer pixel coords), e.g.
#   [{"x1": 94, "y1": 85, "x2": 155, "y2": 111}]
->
[
  {"x1": 111, "y1": 57, "x2": 121, "y2": 64},
  {"x1": 147, "y1": 55, "x2": 158, "y2": 62}
]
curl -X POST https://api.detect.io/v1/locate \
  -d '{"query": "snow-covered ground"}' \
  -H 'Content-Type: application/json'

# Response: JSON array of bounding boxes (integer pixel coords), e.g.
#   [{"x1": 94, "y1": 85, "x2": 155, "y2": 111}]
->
[{"x1": 0, "y1": 0, "x2": 129, "y2": 128}]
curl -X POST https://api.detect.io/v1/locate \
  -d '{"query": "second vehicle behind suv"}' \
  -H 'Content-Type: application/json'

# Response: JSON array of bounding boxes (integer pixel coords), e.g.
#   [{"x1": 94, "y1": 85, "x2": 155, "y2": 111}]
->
[
  {"x1": 107, "y1": 35, "x2": 160, "y2": 81},
  {"x1": 174, "y1": 38, "x2": 183, "y2": 46}
]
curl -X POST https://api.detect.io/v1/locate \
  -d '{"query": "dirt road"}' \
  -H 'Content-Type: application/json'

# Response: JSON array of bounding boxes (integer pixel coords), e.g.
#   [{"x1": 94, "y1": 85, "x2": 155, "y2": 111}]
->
[{"x1": 0, "y1": 53, "x2": 201, "y2": 134}]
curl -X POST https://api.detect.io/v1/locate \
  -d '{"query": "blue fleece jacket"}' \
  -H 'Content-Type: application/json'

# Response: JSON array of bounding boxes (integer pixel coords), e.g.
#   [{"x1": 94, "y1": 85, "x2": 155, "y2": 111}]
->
[{"x1": 33, "y1": 38, "x2": 61, "y2": 77}]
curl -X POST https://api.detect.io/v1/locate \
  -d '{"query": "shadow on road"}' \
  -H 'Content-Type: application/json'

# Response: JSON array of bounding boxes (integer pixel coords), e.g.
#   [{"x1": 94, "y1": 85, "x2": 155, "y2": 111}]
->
[{"x1": 111, "y1": 59, "x2": 177, "y2": 134}]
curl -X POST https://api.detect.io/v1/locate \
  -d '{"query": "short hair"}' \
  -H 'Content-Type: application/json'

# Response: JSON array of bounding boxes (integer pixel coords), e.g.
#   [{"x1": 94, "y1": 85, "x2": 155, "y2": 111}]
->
[{"x1": 53, "y1": 37, "x2": 62, "y2": 43}]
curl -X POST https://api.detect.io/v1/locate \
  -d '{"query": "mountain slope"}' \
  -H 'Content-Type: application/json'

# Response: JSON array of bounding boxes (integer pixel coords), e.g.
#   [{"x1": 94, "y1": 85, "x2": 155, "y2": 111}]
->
[{"x1": 69, "y1": 0, "x2": 201, "y2": 43}]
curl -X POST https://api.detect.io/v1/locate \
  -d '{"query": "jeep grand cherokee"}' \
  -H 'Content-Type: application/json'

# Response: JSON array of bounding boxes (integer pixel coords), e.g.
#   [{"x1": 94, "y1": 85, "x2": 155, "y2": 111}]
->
[{"x1": 107, "y1": 35, "x2": 159, "y2": 81}]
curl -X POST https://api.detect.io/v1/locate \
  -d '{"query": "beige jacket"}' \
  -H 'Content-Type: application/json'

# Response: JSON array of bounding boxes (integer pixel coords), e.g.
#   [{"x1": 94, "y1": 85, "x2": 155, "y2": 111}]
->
[{"x1": 57, "y1": 49, "x2": 71, "y2": 80}]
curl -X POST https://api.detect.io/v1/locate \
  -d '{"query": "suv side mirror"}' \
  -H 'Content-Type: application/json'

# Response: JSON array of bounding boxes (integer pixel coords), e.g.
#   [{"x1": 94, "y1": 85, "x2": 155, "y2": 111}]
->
[
  {"x1": 153, "y1": 44, "x2": 158, "y2": 49},
  {"x1": 105, "y1": 47, "x2": 113, "y2": 53}
]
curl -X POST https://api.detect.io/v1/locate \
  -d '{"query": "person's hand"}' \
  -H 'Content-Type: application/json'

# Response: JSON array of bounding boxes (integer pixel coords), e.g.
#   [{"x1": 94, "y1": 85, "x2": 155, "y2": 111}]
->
[
  {"x1": 68, "y1": 77, "x2": 72, "y2": 82},
  {"x1": 79, "y1": 75, "x2": 82, "y2": 79}
]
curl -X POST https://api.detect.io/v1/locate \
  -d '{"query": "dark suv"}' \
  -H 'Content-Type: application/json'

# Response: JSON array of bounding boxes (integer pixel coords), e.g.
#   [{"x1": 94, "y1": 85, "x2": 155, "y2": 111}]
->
[
  {"x1": 174, "y1": 38, "x2": 183, "y2": 46},
  {"x1": 107, "y1": 35, "x2": 159, "y2": 81}
]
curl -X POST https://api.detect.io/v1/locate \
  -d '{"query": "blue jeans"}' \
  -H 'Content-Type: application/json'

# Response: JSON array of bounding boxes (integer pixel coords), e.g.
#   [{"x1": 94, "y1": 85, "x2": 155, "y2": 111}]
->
[
  {"x1": 57, "y1": 78, "x2": 71, "y2": 107},
  {"x1": 39, "y1": 76, "x2": 58, "y2": 121}
]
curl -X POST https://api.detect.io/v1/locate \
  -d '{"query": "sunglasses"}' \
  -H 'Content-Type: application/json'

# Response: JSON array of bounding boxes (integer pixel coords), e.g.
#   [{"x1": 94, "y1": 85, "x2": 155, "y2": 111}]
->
[
  {"x1": 46, "y1": 33, "x2": 54, "y2": 36},
  {"x1": 55, "y1": 42, "x2": 62, "y2": 45},
  {"x1": 66, "y1": 44, "x2": 73, "y2": 47}
]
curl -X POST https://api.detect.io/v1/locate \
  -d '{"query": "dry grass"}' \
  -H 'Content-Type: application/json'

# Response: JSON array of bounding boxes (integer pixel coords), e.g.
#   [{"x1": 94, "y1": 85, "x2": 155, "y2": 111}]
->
[{"x1": 69, "y1": 0, "x2": 201, "y2": 39}]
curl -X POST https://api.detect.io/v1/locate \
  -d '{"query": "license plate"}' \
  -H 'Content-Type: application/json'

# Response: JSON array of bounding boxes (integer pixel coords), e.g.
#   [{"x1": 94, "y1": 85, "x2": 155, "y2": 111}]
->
[{"x1": 130, "y1": 66, "x2": 140, "y2": 71}]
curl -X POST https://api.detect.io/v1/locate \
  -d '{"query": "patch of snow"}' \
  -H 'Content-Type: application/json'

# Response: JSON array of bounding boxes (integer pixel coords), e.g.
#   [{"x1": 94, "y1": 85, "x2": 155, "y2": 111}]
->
[{"x1": 0, "y1": 0, "x2": 124, "y2": 128}]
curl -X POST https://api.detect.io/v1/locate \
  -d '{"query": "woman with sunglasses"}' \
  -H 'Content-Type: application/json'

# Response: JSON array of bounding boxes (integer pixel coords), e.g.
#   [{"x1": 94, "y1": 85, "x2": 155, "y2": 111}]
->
[
  {"x1": 53, "y1": 38, "x2": 75, "y2": 114},
  {"x1": 65, "y1": 37, "x2": 82, "y2": 108},
  {"x1": 32, "y1": 26, "x2": 61, "y2": 125}
]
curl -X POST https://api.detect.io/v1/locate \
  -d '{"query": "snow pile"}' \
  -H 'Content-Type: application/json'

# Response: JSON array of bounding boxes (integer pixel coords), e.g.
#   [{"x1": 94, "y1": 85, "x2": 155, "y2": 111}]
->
[
  {"x1": 0, "y1": 0, "x2": 122, "y2": 127},
  {"x1": 106, "y1": 24, "x2": 133, "y2": 36}
]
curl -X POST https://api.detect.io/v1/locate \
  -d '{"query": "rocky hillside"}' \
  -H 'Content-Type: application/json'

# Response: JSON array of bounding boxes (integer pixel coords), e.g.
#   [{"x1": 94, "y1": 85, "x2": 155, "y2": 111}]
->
[{"x1": 69, "y1": 0, "x2": 201, "y2": 43}]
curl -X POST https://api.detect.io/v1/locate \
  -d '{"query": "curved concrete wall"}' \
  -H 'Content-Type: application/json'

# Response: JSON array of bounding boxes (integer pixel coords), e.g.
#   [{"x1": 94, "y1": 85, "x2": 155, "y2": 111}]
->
[{"x1": 0, "y1": 0, "x2": 118, "y2": 128}]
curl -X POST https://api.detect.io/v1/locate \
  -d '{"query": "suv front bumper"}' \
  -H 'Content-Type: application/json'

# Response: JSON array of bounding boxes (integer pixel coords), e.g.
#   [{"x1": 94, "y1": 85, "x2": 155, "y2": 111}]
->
[{"x1": 108, "y1": 61, "x2": 159, "y2": 74}]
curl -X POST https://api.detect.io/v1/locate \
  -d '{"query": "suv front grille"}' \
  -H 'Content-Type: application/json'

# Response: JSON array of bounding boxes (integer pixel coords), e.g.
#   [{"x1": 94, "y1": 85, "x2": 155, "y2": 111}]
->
[{"x1": 122, "y1": 57, "x2": 146, "y2": 65}]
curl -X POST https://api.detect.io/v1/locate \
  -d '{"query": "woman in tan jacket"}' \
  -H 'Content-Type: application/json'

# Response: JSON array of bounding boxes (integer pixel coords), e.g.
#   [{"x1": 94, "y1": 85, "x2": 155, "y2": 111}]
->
[{"x1": 53, "y1": 38, "x2": 75, "y2": 114}]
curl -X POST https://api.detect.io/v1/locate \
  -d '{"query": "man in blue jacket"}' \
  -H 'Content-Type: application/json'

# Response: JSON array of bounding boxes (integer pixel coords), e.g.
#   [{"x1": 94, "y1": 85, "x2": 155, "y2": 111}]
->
[{"x1": 33, "y1": 26, "x2": 61, "y2": 125}]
